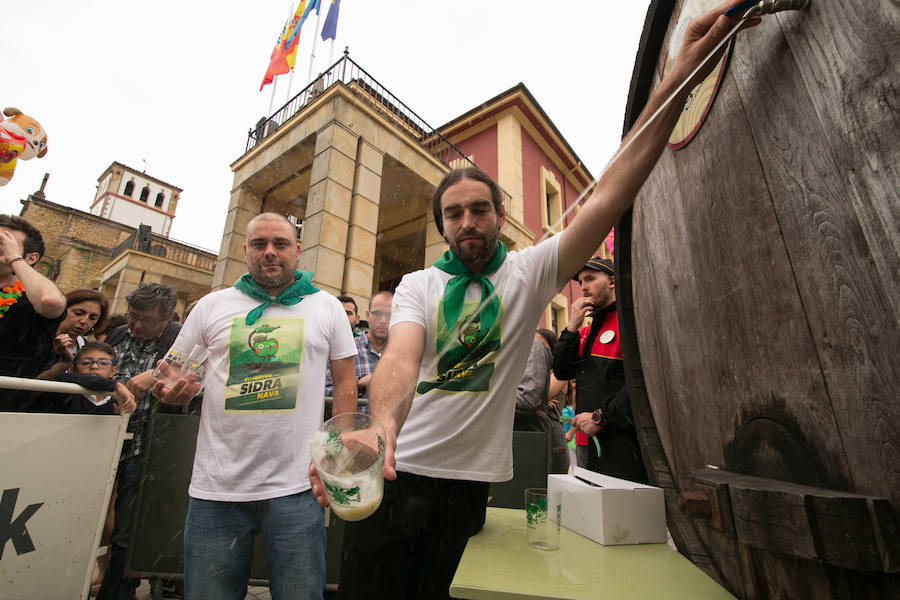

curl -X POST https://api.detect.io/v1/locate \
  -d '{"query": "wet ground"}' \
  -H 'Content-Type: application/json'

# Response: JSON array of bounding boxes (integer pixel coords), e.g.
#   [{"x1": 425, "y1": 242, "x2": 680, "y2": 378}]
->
[
  {"x1": 133, "y1": 580, "x2": 339, "y2": 599},
  {"x1": 133, "y1": 580, "x2": 272, "y2": 599}
]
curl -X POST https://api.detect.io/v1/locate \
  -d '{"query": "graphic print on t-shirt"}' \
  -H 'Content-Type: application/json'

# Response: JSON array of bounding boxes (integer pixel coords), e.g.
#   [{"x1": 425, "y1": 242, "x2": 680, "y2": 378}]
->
[
  {"x1": 223, "y1": 317, "x2": 303, "y2": 412},
  {"x1": 416, "y1": 298, "x2": 501, "y2": 394}
]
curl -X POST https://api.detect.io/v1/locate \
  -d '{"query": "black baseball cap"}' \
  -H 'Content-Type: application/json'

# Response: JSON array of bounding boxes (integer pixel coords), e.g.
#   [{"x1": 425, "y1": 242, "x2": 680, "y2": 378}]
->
[{"x1": 573, "y1": 256, "x2": 614, "y2": 281}]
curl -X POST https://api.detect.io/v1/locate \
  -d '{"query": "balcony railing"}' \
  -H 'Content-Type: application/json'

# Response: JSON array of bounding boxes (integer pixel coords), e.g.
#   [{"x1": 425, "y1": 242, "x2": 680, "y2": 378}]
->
[
  {"x1": 110, "y1": 225, "x2": 218, "y2": 272},
  {"x1": 246, "y1": 52, "x2": 512, "y2": 212},
  {"x1": 247, "y1": 52, "x2": 476, "y2": 167}
]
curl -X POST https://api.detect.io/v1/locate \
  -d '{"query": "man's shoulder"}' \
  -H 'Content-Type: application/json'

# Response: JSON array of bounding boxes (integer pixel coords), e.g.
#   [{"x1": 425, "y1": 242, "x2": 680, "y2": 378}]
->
[
  {"x1": 354, "y1": 333, "x2": 372, "y2": 352},
  {"x1": 105, "y1": 324, "x2": 132, "y2": 348},
  {"x1": 506, "y1": 234, "x2": 559, "y2": 261},
  {"x1": 288, "y1": 289, "x2": 342, "y2": 313},
  {"x1": 196, "y1": 287, "x2": 264, "y2": 315},
  {"x1": 497, "y1": 234, "x2": 559, "y2": 281},
  {"x1": 400, "y1": 266, "x2": 435, "y2": 283}
]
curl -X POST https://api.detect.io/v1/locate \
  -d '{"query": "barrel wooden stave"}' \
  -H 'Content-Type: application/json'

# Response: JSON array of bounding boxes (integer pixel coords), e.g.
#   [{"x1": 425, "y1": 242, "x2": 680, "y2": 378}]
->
[{"x1": 621, "y1": 1, "x2": 900, "y2": 597}]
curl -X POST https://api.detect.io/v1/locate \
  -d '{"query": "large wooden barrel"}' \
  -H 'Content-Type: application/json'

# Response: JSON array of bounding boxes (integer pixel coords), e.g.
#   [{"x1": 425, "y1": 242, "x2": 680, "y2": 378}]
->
[{"x1": 618, "y1": 1, "x2": 899, "y2": 598}]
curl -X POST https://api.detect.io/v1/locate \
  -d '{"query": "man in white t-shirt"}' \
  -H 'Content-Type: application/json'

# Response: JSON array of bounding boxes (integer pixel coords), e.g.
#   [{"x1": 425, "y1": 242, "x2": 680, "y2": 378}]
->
[
  {"x1": 156, "y1": 212, "x2": 357, "y2": 600},
  {"x1": 311, "y1": 5, "x2": 761, "y2": 597}
]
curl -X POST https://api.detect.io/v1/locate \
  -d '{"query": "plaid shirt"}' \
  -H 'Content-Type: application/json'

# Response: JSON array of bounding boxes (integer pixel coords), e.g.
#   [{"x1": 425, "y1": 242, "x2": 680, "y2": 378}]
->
[
  {"x1": 325, "y1": 332, "x2": 382, "y2": 398},
  {"x1": 111, "y1": 332, "x2": 160, "y2": 460},
  {"x1": 353, "y1": 333, "x2": 380, "y2": 382}
]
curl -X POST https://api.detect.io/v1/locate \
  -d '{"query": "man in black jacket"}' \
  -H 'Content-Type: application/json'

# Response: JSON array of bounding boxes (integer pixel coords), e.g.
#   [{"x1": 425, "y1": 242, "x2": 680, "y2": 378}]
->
[{"x1": 552, "y1": 257, "x2": 646, "y2": 482}]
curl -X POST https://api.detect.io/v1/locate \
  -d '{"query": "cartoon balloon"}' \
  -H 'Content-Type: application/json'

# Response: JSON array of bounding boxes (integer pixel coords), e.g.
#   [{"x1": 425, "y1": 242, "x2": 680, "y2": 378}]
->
[{"x1": 0, "y1": 107, "x2": 48, "y2": 186}]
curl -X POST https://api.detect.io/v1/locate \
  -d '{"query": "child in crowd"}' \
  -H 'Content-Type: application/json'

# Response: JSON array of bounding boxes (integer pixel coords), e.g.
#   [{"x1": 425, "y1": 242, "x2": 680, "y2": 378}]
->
[{"x1": 30, "y1": 341, "x2": 135, "y2": 414}]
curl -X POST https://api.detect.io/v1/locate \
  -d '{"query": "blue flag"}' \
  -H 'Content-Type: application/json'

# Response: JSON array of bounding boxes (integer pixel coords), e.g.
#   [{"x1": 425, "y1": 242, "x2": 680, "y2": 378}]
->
[
  {"x1": 286, "y1": 0, "x2": 321, "y2": 48},
  {"x1": 321, "y1": 0, "x2": 341, "y2": 41}
]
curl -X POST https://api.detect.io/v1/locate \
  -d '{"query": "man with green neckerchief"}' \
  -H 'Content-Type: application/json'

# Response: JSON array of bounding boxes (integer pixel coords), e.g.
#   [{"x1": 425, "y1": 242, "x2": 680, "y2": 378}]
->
[
  {"x1": 313, "y1": 5, "x2": 763, "y2": 596},
  {"x1": 330, "y1": 166, "x2": 563, "y2": 599},
  {"x1": 154, "y1": 212, "x2": 357, "y2": 599}
]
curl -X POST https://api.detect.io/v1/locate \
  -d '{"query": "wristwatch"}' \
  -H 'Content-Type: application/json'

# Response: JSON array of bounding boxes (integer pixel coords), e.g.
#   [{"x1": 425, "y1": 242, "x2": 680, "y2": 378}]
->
[{"x1": 591, "y1": 409, "x2": 606, "y2": 428}]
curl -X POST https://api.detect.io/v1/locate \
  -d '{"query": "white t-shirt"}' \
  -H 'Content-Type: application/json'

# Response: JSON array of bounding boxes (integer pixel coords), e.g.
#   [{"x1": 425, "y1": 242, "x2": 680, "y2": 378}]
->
[
  {"x1": 390, "y1": 235, "x2": 561, "y2": 482},
  {"x1": 173, "y1": 287, "x2": 357, "y2": 502}
]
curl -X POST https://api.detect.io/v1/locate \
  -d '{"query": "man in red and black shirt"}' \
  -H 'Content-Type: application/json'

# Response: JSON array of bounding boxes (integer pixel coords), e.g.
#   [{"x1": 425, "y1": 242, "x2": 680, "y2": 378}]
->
[{"x1": 552, "y1": 256, "x2": 647, "y2": 482}]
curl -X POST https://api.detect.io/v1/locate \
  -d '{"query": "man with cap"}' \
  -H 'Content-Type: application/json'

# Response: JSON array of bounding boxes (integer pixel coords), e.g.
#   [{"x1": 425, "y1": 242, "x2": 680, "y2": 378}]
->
[{"x1": 552, "y1": 256, "x2": 647, "y2": 482}]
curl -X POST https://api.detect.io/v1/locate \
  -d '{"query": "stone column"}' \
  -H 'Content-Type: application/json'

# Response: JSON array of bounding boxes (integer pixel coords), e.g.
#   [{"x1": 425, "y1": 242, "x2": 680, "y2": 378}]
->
[
  {"x1": 109, "y1": 267, "x2": 142, "y2": 314},
  {"x1": 212, "y1": 186, "x2": 262, "y2": 291},
  {"x1": 423, "y1": 211, "x2": 447, "y2": 268},
  {"x1": 300, "y1": 123, "x2": 359, "y2": 296},
  {"x1": 342, "y1": 140, "x2": 383, "y2": 312}
]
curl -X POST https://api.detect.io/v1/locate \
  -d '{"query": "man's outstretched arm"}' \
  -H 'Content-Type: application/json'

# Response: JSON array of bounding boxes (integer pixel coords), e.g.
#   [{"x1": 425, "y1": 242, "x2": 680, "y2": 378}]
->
[
  {"x1": 366, "y1": 321, "x2": 425, "y2": 481},
  {"x1": 557, "y1": 1, "x2": 761, "y2": 281},
  {"x1": 309, "y1": 321, "x2": 424, "y2": 508}
]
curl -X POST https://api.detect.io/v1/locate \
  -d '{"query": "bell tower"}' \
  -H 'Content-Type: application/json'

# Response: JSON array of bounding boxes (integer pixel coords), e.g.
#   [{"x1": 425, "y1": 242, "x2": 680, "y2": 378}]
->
[{"x1": 89, "y1": 161, "x2": 181, "y2": 236}]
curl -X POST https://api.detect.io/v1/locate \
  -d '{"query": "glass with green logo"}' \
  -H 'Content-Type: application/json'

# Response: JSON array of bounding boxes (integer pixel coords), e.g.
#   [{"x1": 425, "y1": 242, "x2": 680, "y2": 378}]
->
[
  {"x1": 524, "y1": 487, "x2": 561, "y2": 550},
  {"x1": 310, "y1": 411, "x2": 385, "y2": 521}
]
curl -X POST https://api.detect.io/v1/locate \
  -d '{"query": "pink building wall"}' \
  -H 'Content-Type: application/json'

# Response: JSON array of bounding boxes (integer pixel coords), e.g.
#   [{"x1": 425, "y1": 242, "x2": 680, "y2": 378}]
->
[{"x1": 453, "y1": 125, "x2": 498, "y2": 181}]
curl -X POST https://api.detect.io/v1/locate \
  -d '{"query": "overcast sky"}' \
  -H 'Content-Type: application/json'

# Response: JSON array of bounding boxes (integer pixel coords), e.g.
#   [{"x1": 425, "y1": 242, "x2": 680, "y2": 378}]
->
[{"x1": 3, "y1": 1, "x2": 651, "y2": 251}]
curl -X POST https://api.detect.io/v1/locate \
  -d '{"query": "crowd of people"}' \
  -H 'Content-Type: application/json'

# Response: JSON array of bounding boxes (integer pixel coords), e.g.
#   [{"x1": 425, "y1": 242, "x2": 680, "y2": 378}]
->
[{"x1": 2, "y1": 4, "x2": 760, "y2": 598}]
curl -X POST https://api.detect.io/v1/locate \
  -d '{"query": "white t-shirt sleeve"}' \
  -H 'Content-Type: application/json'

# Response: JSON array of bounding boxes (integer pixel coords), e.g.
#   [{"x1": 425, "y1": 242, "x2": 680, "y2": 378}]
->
[
  {"x1": 166, "y1": 294, "x2": 209, "y2": 355},
  {"x1": 391, "y1": 270, "x2": 429, "y2": 329},
  {"x1": 530, "y1": 233, "x2": 563, "y2": 306}
]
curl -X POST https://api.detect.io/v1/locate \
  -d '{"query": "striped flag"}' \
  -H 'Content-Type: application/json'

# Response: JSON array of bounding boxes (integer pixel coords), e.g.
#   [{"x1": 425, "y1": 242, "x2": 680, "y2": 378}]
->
[
  {"x1": 284, "y1": 1, "x2": 308, "y2": 69},
  {"x1": 259, "y1": 20, "x2": 292, "y2": 90}
]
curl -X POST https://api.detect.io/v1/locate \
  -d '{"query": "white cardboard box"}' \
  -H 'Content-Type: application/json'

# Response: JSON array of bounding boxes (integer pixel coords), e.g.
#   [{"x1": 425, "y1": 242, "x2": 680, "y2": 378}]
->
[{"x1": 547, "y1": 467, "x2": 666, "y2": 545}]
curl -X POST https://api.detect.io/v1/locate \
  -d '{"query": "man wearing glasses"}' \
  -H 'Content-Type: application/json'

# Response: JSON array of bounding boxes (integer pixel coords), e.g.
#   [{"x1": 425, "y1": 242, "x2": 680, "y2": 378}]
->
[
  {"x1": 354, "y1": 290, "x2": 393, "y2": 398},
  {"x1": 97, "y1": 282, "x2": 180, "y2": 600}
]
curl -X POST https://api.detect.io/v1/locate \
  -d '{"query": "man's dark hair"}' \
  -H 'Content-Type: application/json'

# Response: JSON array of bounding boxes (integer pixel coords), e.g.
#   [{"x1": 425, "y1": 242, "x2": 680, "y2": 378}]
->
[
  {"x1": 431, "y1": 167, "x2": 503, "y2": 236},
  {"x1": 337, "y1": 295, "x2": 358, "y2": 314},
  {"x1": 126, "y1": 283, "x2": 177, "y2": 316},
  {"x1": 536, "y1": 328, "x2": 558, "y2": 349},
  {"x1": 65, "y1": 288, "x2": 110, "y2": 333},
  {"x1": 75, "y1": 341, "x2": 117, "y2": 362},
  {"x1": 0, "y1": 214, "x2": 46, "y2": 259}
]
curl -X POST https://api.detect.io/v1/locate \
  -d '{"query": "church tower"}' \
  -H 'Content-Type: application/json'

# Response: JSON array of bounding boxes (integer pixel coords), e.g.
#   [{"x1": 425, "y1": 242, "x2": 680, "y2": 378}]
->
[{"x1": 89, "y1": 161, "x2": 181, "y2": 236}]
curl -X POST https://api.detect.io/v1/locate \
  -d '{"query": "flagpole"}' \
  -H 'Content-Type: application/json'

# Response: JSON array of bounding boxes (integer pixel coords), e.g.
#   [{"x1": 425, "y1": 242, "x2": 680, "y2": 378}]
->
[
  {"x1": 286, "y1": 69, "x2": 296, "y2": 104},
  {"x1": 268, "y1": 77, "x2": 279, "y2": 116},
  {"x1": 306, "y1": 2, "x2": 324, "y2": 85}
]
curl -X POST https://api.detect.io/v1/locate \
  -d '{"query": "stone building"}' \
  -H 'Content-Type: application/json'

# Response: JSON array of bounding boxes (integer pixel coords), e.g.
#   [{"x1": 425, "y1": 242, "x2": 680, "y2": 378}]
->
[
  {"x1": 217, "y1": 55, "x2": 595, "y2": 331},
  {"x1": 19, "y1": 170, "x2": 215, "y2": 318}
]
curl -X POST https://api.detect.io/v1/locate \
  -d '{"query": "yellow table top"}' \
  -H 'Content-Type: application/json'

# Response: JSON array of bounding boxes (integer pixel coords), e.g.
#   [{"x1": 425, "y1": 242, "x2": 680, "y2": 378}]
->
[{"x1": 450, "y1": 507, "x2": 735, "y2": 600}]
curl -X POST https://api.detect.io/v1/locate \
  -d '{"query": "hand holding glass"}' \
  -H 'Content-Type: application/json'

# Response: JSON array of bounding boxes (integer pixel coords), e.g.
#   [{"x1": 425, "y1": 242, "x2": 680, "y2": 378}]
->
[
  {"x1": 310, "y1": 412, "x2": 385, "y2": 521},
  {"x1": 152, "y1": 343, "x2": 208, "y2": 392}
]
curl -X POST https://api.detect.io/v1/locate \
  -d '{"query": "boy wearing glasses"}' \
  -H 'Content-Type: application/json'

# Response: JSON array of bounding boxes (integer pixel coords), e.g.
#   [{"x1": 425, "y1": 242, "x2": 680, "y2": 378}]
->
[{"x1": 30, "y1": 341, "x2": 136, "y2": 414}]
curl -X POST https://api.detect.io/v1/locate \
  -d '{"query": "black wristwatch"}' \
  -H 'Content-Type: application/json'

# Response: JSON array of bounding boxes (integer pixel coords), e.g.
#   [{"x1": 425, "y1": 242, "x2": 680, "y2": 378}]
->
[{"x1": 591, "y1": 409, "x2": 606, "y2": 428}]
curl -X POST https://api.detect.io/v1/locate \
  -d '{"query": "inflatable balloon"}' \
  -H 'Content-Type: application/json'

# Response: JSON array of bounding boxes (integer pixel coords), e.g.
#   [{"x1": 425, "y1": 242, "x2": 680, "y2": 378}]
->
[{"x1": 0, "y1": 107, "x2": 48, "y2": 186}]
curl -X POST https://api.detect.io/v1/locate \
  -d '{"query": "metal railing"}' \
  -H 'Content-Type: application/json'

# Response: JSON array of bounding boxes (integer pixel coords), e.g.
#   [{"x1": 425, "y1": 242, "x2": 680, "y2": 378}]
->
[
  {"x1": 110, "y1": 225, "x2": 218, "y2": 271},
  {"x1": 246, "y1": 52, "x2": 475, "y2": 169},
  {"x1": 246, "y1": 52, "x2": 512, "y2": 213}
]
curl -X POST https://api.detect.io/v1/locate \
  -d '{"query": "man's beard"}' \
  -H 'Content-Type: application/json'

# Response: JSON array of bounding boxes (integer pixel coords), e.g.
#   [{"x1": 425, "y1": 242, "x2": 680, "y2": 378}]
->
[
  {"x1": 251, "y1": 263, "x2": 289, "y2": 293},
  {"x1": 448, "y1": 229, "x2": 498, "y2": 265}
]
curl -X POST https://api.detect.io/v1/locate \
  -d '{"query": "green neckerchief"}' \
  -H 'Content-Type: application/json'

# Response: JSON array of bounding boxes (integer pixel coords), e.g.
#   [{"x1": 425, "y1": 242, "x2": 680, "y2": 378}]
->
[
  {"x1": 433, "y1": 242, "x2": 508, "y2": 340},
  {"x1": 233, "y1": 270, "x2": 319, "y2": 325}
]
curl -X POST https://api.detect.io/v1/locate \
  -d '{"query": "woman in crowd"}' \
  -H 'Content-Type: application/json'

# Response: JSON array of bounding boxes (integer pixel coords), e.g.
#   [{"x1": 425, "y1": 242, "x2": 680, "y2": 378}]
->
[{"x1": 37, "y1": 288, "x2": 109, "y2": 380}]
